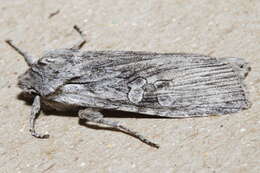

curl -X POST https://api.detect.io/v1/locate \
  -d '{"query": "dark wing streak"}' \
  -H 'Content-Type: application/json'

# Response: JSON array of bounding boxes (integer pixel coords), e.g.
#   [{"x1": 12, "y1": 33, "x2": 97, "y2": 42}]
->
[
  {"x1": 154, "y1": 89, "x2": 245, "y2": 98},
  {"x1": 172, "y1": 76, "x2": 237, "y2": 90},
  {"x1": 173, "y1": 81, "x2": 241, "y2": 91},
  {"x1": 82, "y1": 51, "x2": 213, "y2": 59},
  {"x1": 175, "y1": 67, "x2": 233, "y2": 81},
  {"x1": 158, "y1": 91, "x2": 244, "y2": 103},
  {"x1": 172, "y1": 73, "x2": 237, "y2": 88},
  {"x1": 146, "y1": 92, "x2": 246, "y2": 107},
  {"x1": 172, "y1": 79, "x2": 241, "y2": 90},
  {"x1": 92, "y1": 57, "x2": 152, "y2": 69},
  {"x1": 144, "y1": 67, "x2": 176, "y2": 78},
  {"x1": 119, "y1": 65, "x2": 157, "y2": 80}
]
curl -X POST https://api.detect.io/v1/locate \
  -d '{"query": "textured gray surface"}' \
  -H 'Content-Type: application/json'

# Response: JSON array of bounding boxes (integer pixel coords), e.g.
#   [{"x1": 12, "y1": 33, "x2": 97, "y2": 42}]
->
[{"x1": 0, "y1": 0, "x2": 259, "y2": 172}]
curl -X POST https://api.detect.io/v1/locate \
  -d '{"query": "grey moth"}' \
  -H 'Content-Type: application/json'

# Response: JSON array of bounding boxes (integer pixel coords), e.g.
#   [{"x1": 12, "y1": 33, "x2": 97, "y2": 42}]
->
[{"x1": 6, "y1": 26, "x2": 251, "y2": 148}]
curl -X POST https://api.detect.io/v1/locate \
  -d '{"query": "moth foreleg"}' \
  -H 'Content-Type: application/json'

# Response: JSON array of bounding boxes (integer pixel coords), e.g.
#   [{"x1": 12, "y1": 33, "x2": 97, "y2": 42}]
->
[
  {"x1": 78, "y1": 108, "x2": 159, "y2": 148},
  {"x1": 71, "y1": 25, "x2": 86, "y2": 50},
  {"x1": 29, "y1": 96, "x2": 49, "y2": 139}
]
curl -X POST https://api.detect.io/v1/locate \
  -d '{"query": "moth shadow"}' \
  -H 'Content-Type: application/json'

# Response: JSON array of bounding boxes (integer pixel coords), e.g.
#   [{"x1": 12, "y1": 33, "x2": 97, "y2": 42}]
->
[
  {"x1": 101, "y1": 110, "x2": 172, "y2": 119},
  {"x1": 17, "y1": 92, "x2": 34, "y2": 106}
]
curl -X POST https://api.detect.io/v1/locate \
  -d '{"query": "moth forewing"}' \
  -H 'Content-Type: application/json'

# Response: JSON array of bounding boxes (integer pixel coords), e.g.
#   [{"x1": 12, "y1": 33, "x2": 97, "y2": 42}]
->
[{"x1": 45, "y1": 51, "x2": 250, "y2": 117}]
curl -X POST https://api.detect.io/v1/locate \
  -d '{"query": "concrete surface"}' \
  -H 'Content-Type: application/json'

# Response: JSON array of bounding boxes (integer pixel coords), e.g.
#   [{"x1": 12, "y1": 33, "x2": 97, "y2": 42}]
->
[{"x1": 0, "y1": 0, "x2": 259, "y2": 172}]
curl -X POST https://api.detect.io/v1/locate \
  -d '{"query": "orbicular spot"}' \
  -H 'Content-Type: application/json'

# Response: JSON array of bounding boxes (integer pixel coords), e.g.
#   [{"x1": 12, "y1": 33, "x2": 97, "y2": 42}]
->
[
  {"x1": 128, "y1": 88, "x2": 144, "y2": 104},
  {"x1": 127, "y1": 77, "x2": 147, "y2": 104}
]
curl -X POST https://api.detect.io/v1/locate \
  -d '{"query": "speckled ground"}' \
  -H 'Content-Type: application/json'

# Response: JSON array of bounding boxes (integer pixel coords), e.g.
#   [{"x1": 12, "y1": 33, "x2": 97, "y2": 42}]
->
[{"x1": 0, "y1": 0, "x2": 259, "y2": 172}]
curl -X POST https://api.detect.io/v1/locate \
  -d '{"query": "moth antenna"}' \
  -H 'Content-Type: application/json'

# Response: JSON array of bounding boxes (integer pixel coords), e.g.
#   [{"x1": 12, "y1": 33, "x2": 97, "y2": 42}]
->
[
  {"x1": 71, "y1": 25, "x2": 86, "y2": 50},
  {"x1": 5, "y1": 39, "x2": 35, "y2": 66}
]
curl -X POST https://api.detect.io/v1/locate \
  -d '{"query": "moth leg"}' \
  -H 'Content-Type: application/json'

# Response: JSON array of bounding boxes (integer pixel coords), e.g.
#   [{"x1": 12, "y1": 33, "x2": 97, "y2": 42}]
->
[
  {"x1": 71, "y1": 25, "x2": 86, "y2": 50},
  {"x1": 5, "y1": 39, "x2": 35, "y2": 66},
  {"x1": 29, "y1": 96, "x2": 49, "y2": 139},
  {"x1": 79, "y1": 108, "x2": 159, "y2": 148}
]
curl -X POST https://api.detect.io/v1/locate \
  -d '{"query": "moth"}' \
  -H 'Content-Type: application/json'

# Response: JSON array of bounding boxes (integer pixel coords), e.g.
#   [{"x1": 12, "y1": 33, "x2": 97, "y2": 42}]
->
[{"x1": 6, "y1": 26, "x2": 251, "y2": 148}]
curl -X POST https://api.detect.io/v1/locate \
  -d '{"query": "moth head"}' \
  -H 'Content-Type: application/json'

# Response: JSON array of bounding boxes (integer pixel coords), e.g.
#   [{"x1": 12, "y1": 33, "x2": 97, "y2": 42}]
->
[
  {"x1": 17, "y1": 68, "x2": 42, "y2": 95},
  {"x1": 16, "y1": 50, "x2": 73, "y2": 96},
  {"x1": 4, "y1": 40, "x2": 40, "y2": 95}
]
